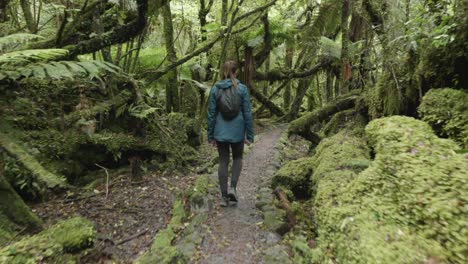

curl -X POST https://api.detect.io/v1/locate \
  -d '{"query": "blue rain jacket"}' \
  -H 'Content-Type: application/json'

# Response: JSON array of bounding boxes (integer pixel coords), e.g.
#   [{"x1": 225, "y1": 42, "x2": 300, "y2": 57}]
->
[{"x1": 207, "y1": 79, "x2": 254, "y2": 143}]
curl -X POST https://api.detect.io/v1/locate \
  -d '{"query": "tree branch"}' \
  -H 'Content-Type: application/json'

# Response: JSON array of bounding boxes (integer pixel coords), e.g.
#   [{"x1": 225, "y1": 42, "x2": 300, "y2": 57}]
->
[
  {"x1": 255, "y1": 60, "x2": 330, "y2": 81},
  {"x1": 143, "y1": 1, "x2": 276, "y2": 81}
]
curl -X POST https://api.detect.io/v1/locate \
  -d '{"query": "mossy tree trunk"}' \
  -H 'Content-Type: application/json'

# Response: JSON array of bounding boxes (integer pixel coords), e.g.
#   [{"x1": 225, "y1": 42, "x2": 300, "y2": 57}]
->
[
  {"x1": 340, "y1": 0, "x2": 350, "y2": 95},
  {"x1": 221, "y1": 0, "x2": 228, "y2": 26},
  {"x1": 20, "y1": 0, "x2": 37, "y2": 33},
  {"x1": 199, "y1": 0, "x2": 214, "y2": 42},
  {"x1": 162, "y1": 2, "x2": 180, "y2": 113},
  {"x1": 286, "y1": 78, "x2": 311, "y2": 121},
  {"x1": 288, "y1": 94, "x2": 360, "y2": 143},
  {"x1": 0, "y1": 0, "x2": 9, "y2": 22},
  {"x1": 0, "y1": 151, "x2": 43, "y2": 236},
  {"x1": 283, "y1": 43, "x2": 294, "y2": 110}
]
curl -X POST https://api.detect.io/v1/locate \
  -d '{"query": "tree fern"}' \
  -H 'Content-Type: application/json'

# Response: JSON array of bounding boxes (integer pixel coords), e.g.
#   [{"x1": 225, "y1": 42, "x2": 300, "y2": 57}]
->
[
  {"x1": 0, "y1": 49, "x2": 69, "y2": 67},
  {"x1": 0, "y1": 60, "x2": 122, "y2": 82},
  {"x1": 0, "y1": 34, "x2": 45, "y2": 54}
]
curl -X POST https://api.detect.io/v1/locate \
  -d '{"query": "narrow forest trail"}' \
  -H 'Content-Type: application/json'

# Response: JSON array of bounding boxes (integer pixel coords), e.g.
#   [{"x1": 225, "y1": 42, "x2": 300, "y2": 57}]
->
[{"x1": 195, "y1": 126, "x2": 285, "y2": 264}]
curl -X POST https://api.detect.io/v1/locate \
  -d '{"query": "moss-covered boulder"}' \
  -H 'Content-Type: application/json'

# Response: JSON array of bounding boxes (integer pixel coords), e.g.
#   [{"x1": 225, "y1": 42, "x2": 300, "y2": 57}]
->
[
  {"x1": 271, "y1": 157, "x2": 314, "y2": 199},
  {"x1": 0, "y1": 217, "x2": 95, "y2": 263},
  {"x1": 418, "y1": 88, "x2": 468, "y2": 147},
  {"x1": 309, "y1": 116, "x2": 467, "y2": 263}
]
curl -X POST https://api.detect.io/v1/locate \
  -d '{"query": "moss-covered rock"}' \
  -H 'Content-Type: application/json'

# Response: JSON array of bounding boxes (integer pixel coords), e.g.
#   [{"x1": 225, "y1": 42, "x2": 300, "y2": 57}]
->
[
  {"x1": 0, "y1": 217, "x2": 95, "y2": 263},
  {"x1": 418, "y1": 88, "x2": 468, "y2": 147},
  {"x1": 309, "y1": 116, "x2": 467, "y2": 263},
  {"x1": 271, "y1": 158, "x2": 314, "y2": 199}
]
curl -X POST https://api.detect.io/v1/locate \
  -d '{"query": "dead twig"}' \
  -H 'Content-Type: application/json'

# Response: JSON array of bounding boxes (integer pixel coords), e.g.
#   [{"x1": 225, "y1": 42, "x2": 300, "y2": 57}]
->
[
  {"x1": 95, "y1": 163, "x2": 110, "y2": 200},
  {"x1": 116, "y1": 229, "x2": 148, "y2": 245}
]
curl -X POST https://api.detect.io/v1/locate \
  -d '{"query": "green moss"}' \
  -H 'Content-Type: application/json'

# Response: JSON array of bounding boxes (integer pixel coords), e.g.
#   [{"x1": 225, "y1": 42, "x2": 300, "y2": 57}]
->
[
  {"x1": 308, "y1": 116, "x2": 467, "y2": 263},
  {"x1": 179, "y1": 81, "x2": 200, "y2": 118},
  {"x1": 0, "y1": 217, "x2": 95, "y2": 263},
  {"x1": 319, "y1": 109, "x2": 367, "y2": 138},
  {"x1": 367, "y1": 72, "x2": 403, "y2": 118},
  {"x1": 310, "y1": 130, "x2": 370, "y2": 189},
  {"x1": 136, "y1": 199, "x2": 187, "y2": 264},
  {"x1": 0, "y1": 132, "x2": 67, "y2": 190},
  {"x1": 418, "y1": 88, "x2": 468, "y2": 147},
  {"x1": 188, "y1": 175, "x2": 212, "y2": 207},
  {"x1": 271, "y1": 157, "x2": 314, "y2": 199},
  {"x1": 0, "y1": 172, "x2": 43, "y2": 238}
]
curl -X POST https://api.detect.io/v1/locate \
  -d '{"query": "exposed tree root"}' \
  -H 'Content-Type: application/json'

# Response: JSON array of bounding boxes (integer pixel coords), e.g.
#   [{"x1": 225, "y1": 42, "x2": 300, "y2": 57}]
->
[{"x1": 274, "y1": 187, "x2": 297, "y2": 229}]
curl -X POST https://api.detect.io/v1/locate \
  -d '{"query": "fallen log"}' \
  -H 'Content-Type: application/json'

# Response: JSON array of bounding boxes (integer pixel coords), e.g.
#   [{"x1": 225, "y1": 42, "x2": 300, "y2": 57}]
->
[
  {"x1": 274, "y1": 187, "x2": 297, "y2": 229},
  {"x1": 249, "y1": 84, "x2": 285, "y2": 116},
  {"x1": 0, "y1": 132, "x2": 67, "y2": 190},
  {"x1": 254, "y1": 79, "x2": 289, "y2": 116},
  {"x1": 0, "y1": 217, "x2": 96, "y2": 262},
  {"x1": 288, "y1": 94, "x2": 360, "y2": 143}
]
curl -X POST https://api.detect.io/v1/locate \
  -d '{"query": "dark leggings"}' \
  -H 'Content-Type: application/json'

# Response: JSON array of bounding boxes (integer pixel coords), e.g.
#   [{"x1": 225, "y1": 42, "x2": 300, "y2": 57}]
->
[{"x1": 217, "y1": 141, "x2": 244, "y2": 197}]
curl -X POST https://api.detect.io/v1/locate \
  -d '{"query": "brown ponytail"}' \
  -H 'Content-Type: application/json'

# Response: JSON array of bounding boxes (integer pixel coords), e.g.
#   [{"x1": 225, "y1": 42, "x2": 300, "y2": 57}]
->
[{"x1": 221, "y1": 60, "x2": 238, "y2": 89}]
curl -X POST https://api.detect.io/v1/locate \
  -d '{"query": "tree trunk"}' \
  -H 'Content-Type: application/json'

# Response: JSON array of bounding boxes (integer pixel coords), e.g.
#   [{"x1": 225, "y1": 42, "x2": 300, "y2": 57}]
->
[
  {"x1": 162, "y1": 2, "x2": 179, "y2": 113},
  {"x1": 0, "y1": 0, "x2": 10, "y2": 22},
  {"x1": 0, "y1": 150, "x2": 43, "y2": 234},
  {"x1": 221, "y1": 0, "x2": 228, "y2": 26},
  {"x1": 340, "y1": 0, "x2": 351, "y2": 95},
  {"x1": 263, "y1": 53, "x2": 270, "y2": 95},
  {"x1": 20, "y1": 0, "x2": 37, "y2": 33},
  {"x1": 286, "y1": 78, "x2": 310, "y2": 121},
  {"x1": 326, "y1": 71, "x2": 332, "y2": 102},
  {"x1": 198, "y1": 0, "x2": 213, "y2": 42},
  {"x1": 283, "y1": 43, "x2": 294, "y2": 109}
]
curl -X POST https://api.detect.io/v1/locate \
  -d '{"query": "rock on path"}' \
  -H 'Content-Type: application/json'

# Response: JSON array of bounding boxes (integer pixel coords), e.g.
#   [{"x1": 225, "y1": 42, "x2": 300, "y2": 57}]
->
[{"x1": 196, "y1": 126, "x2": 285, "y2": 264}]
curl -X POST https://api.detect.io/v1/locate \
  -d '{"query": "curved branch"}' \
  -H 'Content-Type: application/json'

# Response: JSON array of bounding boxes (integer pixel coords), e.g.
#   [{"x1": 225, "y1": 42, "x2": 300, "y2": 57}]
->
[{"x1": 255, "y1": 60, "x2": 330, "y2": 81}]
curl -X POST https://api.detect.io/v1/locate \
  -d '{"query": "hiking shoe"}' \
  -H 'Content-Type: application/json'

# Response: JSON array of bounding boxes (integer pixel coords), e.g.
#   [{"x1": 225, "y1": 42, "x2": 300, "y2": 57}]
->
[
  {"x1": 220, "y1": 196, "x2": 229, "y2": 207},
  {"x1": 228, "y1": 187, "x2": 238, "y2": 203}
]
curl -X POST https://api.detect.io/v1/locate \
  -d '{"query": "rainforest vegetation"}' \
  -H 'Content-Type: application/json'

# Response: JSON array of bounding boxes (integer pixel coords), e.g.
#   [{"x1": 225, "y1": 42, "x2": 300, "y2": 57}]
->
[{"x1": 0, "y1": 0, "x2": 466, "y2": 263}]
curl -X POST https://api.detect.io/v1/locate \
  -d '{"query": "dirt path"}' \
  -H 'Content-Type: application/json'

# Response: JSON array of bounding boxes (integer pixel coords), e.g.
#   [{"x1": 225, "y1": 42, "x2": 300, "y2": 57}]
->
[{"x1": 196, "y1": 126, "x2": 285, "y2": 264}]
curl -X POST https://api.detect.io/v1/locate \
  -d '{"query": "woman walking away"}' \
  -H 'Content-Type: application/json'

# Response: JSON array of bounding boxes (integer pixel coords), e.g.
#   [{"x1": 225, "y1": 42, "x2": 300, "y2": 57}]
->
[{"x1": 207, "y1": 60, "x2": 254, "y2": 207}]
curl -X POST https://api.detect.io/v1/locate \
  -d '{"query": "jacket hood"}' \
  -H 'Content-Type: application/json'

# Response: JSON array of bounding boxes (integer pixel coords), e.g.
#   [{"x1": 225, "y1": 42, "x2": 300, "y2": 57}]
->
[{"x1": 215, "y1": 78, "x2": 240, "y2": 89}]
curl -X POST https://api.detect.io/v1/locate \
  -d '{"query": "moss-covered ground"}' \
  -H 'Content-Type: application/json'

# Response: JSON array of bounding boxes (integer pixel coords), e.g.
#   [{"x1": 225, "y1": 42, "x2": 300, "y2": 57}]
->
[{"x1": 286, "y1": 116, "x2": 467, "y2": 263}]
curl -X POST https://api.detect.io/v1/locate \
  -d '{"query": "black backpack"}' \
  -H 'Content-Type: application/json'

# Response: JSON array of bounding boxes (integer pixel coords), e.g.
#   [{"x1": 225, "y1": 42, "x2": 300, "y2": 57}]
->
[{"x1": 216, "y1": 86, "x2": 241, "y2": 120}]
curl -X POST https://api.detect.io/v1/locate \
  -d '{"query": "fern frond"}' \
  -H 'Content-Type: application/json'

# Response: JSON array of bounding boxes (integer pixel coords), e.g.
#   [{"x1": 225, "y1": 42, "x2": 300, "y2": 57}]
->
[
  {"x1": 0, "y1": 60, "x2": 123, "y2": 82},
  {"x1": 0, "y1": 49, "x2": 69, "y2": 67},
  {"x1": 0, "y1": 33, "x2": 45, "y2": 54},
  {"x1": 319, "y1": 36, "x2": 341, "y2": 59}
]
